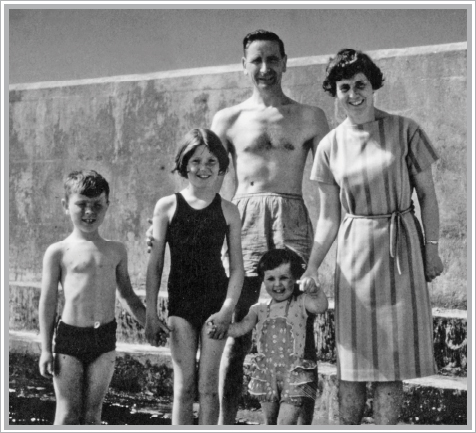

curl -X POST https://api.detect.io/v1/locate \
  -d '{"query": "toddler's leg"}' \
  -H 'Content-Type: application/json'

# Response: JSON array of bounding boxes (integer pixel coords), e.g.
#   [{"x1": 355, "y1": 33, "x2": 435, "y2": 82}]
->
[
  {"x1": 169, "y1": 316, "x2": 199, "y2": 425},
  {"x1": 82, "y1": 350, "x2": 116, "y2": 424},
  {"x1": 197, "y1": 325, "x2": 227, "y2": 425},
  {"x1": 372, "y1": 381, "x2": 403, "y2": 425},
  {"x1": 338, "y1": 380, "x2": 366, "y2": 425},
  {"x1": 277, "y1": 402, "x2": 301, "y2": 425},
  {"x1": 260, "y1": 402, "x2": 279, "y2": 425},
  {"x1": 53, "y1": 354, "x2": 84, "y2": 425}
]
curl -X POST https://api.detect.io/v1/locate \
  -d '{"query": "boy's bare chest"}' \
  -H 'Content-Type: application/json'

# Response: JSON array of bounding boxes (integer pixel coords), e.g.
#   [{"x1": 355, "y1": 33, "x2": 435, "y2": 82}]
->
[{"x1": 62, "y1": 244, "x2": 117, "y2": 274}]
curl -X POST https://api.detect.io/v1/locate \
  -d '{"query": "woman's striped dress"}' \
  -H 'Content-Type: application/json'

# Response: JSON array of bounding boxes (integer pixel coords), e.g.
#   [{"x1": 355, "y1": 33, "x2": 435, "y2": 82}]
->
[{"x1": 311, "y1": 113, "x2": 438, "y2": 382}]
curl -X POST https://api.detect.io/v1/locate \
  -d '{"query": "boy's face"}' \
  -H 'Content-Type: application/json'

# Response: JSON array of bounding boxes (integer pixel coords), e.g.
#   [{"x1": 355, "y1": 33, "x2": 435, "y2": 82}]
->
[
  {"x1": 62, "y1": 192, "x2": 109, "y2": 234},
  {"x1": 263, "y1": 263, "x2": 296, "y2": 303}
]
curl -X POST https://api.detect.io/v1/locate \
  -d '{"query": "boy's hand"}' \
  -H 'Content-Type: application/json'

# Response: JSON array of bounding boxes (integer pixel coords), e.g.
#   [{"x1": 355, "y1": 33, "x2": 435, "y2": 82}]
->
[
  {"x1": 145, "y1": 218, "x2": 154, "y2": 253},
  {"x1": 298, "y1": 275, "x2": 321, "y2": 295},
  {"x1": 39, "y1": 351, "x2": 54, "y2": 378},
  {"x1": 145, "y1": 316, "x2": 170, "y2": 346}
]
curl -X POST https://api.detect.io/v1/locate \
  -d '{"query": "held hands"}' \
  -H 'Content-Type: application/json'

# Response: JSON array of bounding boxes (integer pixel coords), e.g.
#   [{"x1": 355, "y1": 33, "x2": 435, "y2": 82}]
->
[
  {"x1": 39, "y1": 351, "x2": 54, "y2": 378},
  {"x1": 424, "y1": 245, "x2": 444, "y2": 282},
  {"x1": 145, "y1": 218, "x2": 154, "y2": 254},
  {"x1": 206, "y1": 310, "x2": 232, "y2": 340},
  {"x1": 145, "y1": 316, "x2": 171, "y2": 347},
  {"x1": 298, "y1": 274, "x2": 321, "y2": 296}
]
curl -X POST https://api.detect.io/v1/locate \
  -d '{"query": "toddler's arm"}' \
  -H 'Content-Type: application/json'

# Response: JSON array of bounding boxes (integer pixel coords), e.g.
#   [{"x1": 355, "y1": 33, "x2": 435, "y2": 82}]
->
[
  {"x1": 208, "y1": 309, "x2": 258, "y2": 339},
  {"x1": 38, "y1": 243, "x2": 61, "y2": 378},
  {"x1": 299, "y1": 276, "x2": 328, "y2": 315},
  {"x1": 116, "y1": 243, "x2": 146, "y2": 327}
]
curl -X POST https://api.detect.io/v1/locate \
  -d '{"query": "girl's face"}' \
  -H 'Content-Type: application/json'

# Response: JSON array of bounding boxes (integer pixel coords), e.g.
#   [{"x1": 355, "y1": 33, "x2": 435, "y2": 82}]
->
[
  {"x1": 336, "y1": 72, "x2": 375, "y2": 124},
  {"x1": 263, "y1": 263, "x2": 296, "y2": 303},
  {"x1": 186, "y1": 145, "x2": 220, "y2": 186}
]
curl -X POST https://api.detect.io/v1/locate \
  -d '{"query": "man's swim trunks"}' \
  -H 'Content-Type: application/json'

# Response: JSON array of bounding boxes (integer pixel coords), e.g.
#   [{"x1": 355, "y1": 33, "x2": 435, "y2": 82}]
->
[
  {"x1": 233, "y1": 193, "x2": 314, "y2": 276},
  {"x1": 54, "y1": 319, "x2": 117, "y2": 365}
]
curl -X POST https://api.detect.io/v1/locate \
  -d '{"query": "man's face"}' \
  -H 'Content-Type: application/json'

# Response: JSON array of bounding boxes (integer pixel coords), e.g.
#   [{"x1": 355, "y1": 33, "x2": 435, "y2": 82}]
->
[{"x1": 242, "y1": 40, "x2": 287, "y2": 90}]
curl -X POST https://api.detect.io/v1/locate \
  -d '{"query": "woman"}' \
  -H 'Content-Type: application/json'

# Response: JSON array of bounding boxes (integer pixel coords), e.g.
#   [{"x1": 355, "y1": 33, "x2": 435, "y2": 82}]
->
[{"x1": 300, "y1": 49, "x2": 444, "y2": 424}]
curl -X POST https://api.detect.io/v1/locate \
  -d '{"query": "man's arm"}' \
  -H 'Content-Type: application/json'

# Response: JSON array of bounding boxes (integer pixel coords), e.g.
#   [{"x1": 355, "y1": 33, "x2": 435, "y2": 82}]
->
[
  {"x1": 309, "y1": 106, "x2": 330, "y2": 160},
  {"x1": 116, "y1": 243, "x2": 146, "y2": 327},
  {"x1": 38, "y1": 243, "x2": 61, "y2": 378},
  {"x1": 211, "y1": 109, "x2": 238, "y2": 200}
]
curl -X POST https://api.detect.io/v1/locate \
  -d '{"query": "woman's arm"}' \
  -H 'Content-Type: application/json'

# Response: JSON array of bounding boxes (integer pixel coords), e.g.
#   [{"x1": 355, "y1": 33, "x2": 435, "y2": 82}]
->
[
  {"x1": 38, "y1": 243, "x2": 61, "y2": 378},
  {"x1": 412, "y1": 168, "x2": 444, "y2": 281},
  {"x1": 300, "y1": 183, "x2": 341, "y2": 291},
  {"x1": 145, "y1": 197, "x2": 173, "y2": 346},
  {"x1": 206, "y1": 201, "x2": 244, "y2": 339}
]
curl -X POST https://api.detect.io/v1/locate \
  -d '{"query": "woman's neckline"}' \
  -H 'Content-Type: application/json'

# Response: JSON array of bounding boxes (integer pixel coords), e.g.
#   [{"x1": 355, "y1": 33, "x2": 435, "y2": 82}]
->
[{"x1": 342, "y1": 109, "x2": 390, "y2": 129}]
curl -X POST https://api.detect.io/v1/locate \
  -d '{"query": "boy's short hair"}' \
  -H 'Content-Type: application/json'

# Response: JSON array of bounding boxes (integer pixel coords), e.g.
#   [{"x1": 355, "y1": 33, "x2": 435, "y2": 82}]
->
[
  {"x1": 257, "y1": 248, "x2": 306, "y2": 280},
  {"x1": 64, "y1": 170, "x2": 110, "y2": 202},
  {"x1": 173, "y1": 128, "x2": 229, "y2": 178},
  {"x1": 243, "y1": 29, "x2": 286, "y2": 58},
  {"x1": 322, "y1": 48, "x2": 384, "y2": 97}
]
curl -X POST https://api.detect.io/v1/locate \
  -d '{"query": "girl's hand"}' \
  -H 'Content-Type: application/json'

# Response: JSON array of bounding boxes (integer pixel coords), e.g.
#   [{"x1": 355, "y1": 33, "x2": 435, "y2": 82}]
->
[
  {"x1": 425, "y1": 245, "x2": 444, "y2": 282},
  {"x1": 145, "y1": 316, "x2": 170, "y2": 346},
  {"x1": 206, "y1": 310, "x2": 232, "y2": 340},
  {"x1": 145, "y1": 218, "x2": 154, "y2": 253},
  {"x1": 39, "y1": 351, "x2": 54, "y2": 378},
  {"x1": 298, "y1": 274, "x2": 321, "y2": 295}
]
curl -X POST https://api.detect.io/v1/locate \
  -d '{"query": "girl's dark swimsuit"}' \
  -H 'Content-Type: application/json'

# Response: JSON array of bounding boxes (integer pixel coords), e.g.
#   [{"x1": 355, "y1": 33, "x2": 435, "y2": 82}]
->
[
  {"x1": 53, "y1": 319, "x2": 117, "y2": 365},
  {"x1": 166, "y1": 193, "x2": 229, "y2": 329}
]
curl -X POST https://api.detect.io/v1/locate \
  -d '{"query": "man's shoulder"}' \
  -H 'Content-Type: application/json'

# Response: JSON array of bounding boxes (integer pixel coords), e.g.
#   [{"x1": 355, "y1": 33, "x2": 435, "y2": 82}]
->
[{"x1": 212, "y1": 101, "x2": 248, "y2": 126}]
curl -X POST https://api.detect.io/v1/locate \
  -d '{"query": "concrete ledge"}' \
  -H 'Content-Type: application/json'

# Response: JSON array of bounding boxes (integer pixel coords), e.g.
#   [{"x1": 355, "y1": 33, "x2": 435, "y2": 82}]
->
[{"x1": 9, "y1": 330, "x2": 467, "y2": 425}]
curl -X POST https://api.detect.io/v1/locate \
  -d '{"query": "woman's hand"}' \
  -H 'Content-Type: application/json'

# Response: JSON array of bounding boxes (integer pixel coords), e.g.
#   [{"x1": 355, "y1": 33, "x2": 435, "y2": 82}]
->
[
  {"x1": 424, "y1": 244, "x2": 444, "y2": 282},
  {"x1": 298, "y1": 274, "x2": 321, "y2": 295},
  {"x1": 145, "y1": 218, "x2": 154, "y2": 253},
  {"x1": 145, "y1": 316, "x2": 170, "y2": 346}
]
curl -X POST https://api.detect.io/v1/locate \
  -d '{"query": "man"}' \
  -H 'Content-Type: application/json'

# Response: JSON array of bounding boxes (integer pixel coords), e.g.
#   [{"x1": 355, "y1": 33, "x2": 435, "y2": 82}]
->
[
  {"x1": 147, "y1": 30, "x2": 329, "y2": 424},
  {"x1": 211, "y1": 30, "x2": 329, "y2": 425}
]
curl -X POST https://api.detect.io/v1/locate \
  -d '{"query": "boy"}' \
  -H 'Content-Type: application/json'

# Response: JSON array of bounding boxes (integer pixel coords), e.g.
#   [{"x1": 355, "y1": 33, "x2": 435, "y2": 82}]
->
[
  {"x1": 208, "y1": 249, "x2": 328, "y2": 425},
  {"x1": 38, "y1": 170, "x2": 147, "y2": 425}
]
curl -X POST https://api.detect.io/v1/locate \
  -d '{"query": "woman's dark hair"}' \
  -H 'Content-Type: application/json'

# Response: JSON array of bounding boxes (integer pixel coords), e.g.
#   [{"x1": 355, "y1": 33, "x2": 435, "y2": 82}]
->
[
  {"x1": 257, "y1": 248, "x2": 306, "y2": 281},
  {"x1": 173, "y1": 128, "x2": 229, "y2": 178},
  {"x1": 322, "y1": 48, "x2": 384, "y2": 97}
]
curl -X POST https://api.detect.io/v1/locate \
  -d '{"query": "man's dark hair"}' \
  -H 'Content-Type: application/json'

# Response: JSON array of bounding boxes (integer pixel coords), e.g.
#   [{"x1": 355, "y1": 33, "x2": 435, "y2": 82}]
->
[{"x1": 243, "y1": 29, "x2": 286, "y2": 58}]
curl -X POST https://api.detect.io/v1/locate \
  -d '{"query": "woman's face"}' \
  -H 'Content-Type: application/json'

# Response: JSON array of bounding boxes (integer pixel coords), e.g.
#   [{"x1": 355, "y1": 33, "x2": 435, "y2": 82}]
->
[{"x1": 336, "y1": 72, "x2": 375, "y2": 124}]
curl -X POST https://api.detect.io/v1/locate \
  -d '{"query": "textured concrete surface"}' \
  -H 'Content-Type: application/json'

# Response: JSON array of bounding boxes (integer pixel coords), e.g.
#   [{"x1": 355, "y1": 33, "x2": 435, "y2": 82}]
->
[
  {"x1": 8, "y1": 42, "x2": 468, "y2": 309},
  {"x1": 9, "y1": 332, "x2": 467, "y2": 425}
]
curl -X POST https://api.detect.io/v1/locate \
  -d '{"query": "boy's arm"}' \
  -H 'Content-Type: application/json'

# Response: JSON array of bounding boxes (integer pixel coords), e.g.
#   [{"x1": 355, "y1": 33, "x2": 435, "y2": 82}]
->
[
  {"x1": 116, "y1": 243, "x2": 146, "y2": 327},
  {"x1": 145, "y1": 198, "x2": 172, "y2": 346},
  {"x1": 38, "y1": 244, "x2": 61, "y2": 378},
  {"x1": 206, "y1": 202, "x2": 244, "y2": 339}
]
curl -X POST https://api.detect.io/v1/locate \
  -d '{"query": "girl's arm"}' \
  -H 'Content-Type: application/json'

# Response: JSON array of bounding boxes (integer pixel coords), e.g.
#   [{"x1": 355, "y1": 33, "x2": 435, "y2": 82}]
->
[
  {"x1": 300, "y1": 183, "x2": 341, "y2": 292},
  {"x1": 38, "y1": 243, "x2": 61, "y2": 378},
  {"x1": 227, "y1": 309, "x2": 258, "y2": 338},
  {"x1": 145, "y1": 197, "x2": 173, "y2": 346},
  {"x1": 303, "y1": 287, "x2": 329, "y2": 315},
  {"x1": 412, "y1": 168, "x2": 444, "y2": 281},
  {"x1": 206, "y1": 201, "x2": 244, "y2": 339},
  {"x1": 116, "y1": 243, "x2": 146, "y2": 327}
]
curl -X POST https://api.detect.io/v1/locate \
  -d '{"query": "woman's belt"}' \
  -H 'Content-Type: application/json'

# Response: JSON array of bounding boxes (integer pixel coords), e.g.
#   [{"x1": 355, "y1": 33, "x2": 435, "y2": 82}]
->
[{"x1": 346, "y1": 205, "x2": 414, "y2": 275}]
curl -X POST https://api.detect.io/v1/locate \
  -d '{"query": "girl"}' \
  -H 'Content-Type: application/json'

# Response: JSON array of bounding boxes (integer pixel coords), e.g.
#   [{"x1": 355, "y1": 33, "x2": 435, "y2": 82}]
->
[
  {"x1": 209, "y1": 248, "x2": 328, "y2": 425},
  {"x1": 145, "y1": 128, "x2": 244, "y2": 425}
]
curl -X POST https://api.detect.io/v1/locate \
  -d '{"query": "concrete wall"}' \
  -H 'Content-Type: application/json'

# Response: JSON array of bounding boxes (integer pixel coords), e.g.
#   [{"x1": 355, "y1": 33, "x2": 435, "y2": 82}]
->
[{"x1": 9, "y1": 42, "x2": 467, "y2": 308}]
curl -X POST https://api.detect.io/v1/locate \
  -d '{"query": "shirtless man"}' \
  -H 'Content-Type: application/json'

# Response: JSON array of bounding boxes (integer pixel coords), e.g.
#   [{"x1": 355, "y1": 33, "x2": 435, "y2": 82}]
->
[
  {"x1": 211, "y1": 30, "x2": 329, "y2": 425},
  {"x1": 147, "y1": 29, "x2": 329, "y2": 424}
]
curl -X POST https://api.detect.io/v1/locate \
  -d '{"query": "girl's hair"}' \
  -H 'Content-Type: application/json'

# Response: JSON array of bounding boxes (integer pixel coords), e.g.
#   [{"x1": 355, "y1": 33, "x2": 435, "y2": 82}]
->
[
  {"x1": 173, "y1": 128, "x2": 229, "y2": 178},
  {"x1": 257, "y1": 248, "x2": 306, "y2": 280},
  {"x1": 322, "y1": 48, "x2": 385, "y2": 97},
  {"x1": 64, "y1": 170, "x2": 110, "y2": 202}
]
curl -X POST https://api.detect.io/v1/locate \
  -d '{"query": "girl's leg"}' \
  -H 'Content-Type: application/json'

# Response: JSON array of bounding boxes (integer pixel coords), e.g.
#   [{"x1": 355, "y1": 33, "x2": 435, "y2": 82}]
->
[
  {"x1": 82, "y1": 351, "x2": 117, "y2": 424},
  {"x1": 277, "y1": 402, "x2": 301, "y2": 425},
  {"x1": 197, "y1": 324, "x2": 227, "y2": 425},
  {"x1": 53, "y1": 354, "x2": 84, "y2": 425},
  {"x1": 169, "y1": 316, "x2": 199, "y2": 425},
  {"x1": 338, "y1": 380, "x2": 366, "y2": 425},
  {"x1": 260, "y1": 402, "x2": 279, "y2": 425},
  {"x1": 372, "y1": 381, "x2": 403, "y2": 425}
]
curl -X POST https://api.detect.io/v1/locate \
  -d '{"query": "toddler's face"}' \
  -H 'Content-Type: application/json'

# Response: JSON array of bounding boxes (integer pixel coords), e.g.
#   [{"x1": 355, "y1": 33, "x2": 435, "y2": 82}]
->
[{"x1": 263, "y1": 263, "x2": 296, "y2": 303}]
